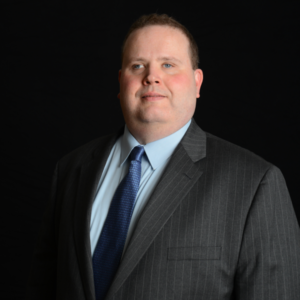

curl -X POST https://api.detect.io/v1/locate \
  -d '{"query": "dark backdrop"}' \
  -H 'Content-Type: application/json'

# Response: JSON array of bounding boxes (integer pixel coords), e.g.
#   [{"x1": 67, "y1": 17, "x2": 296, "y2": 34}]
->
[{"x1": 2, "y1": 1, "x2": 299, "y2": 299}]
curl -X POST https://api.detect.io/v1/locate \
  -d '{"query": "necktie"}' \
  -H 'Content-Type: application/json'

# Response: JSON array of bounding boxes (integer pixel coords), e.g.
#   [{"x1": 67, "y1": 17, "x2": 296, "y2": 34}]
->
[{"x1": 92, "y1": 145, "x2": 145, "y2": 300}]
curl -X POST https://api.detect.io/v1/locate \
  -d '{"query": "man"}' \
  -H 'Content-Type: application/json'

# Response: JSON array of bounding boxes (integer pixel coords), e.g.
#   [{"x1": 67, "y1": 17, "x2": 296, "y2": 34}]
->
[{"x1": 26, "y1": 13, "x2": 300, "y2": 300}]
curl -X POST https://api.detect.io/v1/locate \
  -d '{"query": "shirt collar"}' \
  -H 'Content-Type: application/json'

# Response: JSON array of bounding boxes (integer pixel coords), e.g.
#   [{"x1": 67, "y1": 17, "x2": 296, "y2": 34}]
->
[{"x1": 120, "y1": 119, "x2": 192, "y2": 170}]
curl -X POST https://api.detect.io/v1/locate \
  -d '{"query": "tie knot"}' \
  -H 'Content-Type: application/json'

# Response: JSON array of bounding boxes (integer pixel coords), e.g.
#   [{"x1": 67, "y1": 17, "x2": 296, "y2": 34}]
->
[{"x1": 129, "y1": 146, "x2": 144, "y2": 163}]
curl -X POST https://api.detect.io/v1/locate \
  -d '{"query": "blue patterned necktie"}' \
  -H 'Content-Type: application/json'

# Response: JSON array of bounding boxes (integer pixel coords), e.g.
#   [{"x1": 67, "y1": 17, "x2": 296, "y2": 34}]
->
[{"x1": 92, "y1": 145, "x2": 145, "y2": 300}]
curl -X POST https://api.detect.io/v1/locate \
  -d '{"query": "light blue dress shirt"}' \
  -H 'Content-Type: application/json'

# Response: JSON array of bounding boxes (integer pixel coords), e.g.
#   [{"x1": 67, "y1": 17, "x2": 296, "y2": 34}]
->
[{"x1": 90, "y1": 119, "x2": 191, "y2": 257}]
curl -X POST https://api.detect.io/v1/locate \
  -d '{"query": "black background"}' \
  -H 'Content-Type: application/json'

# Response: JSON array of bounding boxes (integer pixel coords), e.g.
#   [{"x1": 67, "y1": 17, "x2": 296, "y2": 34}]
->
[{"x1": 2, "y1": 1, "x2": 299, "y2": 299}]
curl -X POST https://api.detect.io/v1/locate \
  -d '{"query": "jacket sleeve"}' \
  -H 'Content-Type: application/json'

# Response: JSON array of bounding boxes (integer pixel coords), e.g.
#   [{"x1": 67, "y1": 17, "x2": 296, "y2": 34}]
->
[
  {"x1": 25, "y1": 163, "x2": 59, "y2": 300},
  {"x1": 234, "y1": 165, "x2": 300, "y2": 299}
]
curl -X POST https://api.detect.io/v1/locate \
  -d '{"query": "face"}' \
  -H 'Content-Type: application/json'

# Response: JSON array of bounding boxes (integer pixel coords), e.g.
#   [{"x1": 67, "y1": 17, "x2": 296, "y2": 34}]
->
[{"x1": 118, "y1": 25, "x2": 203, "y2": 136}]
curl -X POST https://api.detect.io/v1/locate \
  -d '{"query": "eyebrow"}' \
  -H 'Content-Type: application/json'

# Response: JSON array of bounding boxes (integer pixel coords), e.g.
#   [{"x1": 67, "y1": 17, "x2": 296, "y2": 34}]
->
[{"x1": 127, "y1": 56, "x2": 182, "y2": 64}]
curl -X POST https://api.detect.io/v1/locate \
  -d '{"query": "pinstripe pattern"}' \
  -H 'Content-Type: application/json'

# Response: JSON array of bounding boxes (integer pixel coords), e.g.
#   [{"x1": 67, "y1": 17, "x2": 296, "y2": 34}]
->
[{"x1": 26, "y1": 119, "x2": 300, "y2": 300}]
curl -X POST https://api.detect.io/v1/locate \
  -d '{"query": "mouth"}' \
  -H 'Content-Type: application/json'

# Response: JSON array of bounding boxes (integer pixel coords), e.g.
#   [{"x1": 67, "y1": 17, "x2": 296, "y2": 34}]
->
[{"x1": 142, "y1": 95, "x2": 165, "y2": 101}]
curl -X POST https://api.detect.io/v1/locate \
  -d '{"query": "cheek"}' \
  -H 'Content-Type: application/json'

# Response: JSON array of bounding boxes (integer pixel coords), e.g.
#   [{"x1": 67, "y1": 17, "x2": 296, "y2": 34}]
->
[
  {"x1": 121, "y1": 74, "x2": 139, "y2": 94},
  {"x1": 120, "y1": 75, "x2": 139, "y2": 113},
  {"x1": 168, "y1": 74, "x2": 193, "y2": 92},
  {"x1": 168, "y1": 74, "x2": 196, "y2": 113}
]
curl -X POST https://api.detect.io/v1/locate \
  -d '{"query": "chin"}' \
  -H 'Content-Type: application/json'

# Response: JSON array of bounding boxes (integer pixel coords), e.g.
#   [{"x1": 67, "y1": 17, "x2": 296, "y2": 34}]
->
[
  {"x1": 138, "y1": 107, "x2": 168, "y2": 122},
  {"x1": 137, "y1": 117, "x2": 163, "y2": 124},
  {"x1": 137, "y1": 112, "x2": 167, "y2": 124}
]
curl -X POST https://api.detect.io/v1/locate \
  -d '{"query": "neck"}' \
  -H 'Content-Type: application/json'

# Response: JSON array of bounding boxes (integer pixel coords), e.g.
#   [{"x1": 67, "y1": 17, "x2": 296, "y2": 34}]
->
[{"x1": 126, "y1": 119, "x2": 191, "y2": 145}]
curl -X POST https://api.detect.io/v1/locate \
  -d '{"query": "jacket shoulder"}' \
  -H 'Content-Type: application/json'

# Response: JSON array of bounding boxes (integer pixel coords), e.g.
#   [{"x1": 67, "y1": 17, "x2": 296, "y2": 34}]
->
[
  {"x1": 58, "y1": 132, "x2": 117, "y2": 170},
  {"x1": 205, "y1": 131, "x2": 273, "y2": 172}
]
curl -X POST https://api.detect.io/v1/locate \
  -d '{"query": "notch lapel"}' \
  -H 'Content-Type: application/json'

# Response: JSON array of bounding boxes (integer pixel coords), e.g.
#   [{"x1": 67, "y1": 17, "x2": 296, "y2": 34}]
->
[
  {"x1": 73, "y1": 128, "x2": 124, "y2": 300},
  {"x1": 104, "y1": 119, "x2": 206, "y2": 300}
]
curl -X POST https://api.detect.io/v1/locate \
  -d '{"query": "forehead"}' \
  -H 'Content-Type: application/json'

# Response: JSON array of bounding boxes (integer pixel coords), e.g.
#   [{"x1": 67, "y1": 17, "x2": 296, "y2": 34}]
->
[{"x1": 123, "y1": 25, "x2": 190, "y2": 64}]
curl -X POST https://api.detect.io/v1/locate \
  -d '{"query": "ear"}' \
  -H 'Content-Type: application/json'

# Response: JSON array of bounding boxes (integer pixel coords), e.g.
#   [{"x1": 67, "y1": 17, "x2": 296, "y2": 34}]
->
[{"x1": 194, "y1": 69, "x2": 204, "y2": 98}]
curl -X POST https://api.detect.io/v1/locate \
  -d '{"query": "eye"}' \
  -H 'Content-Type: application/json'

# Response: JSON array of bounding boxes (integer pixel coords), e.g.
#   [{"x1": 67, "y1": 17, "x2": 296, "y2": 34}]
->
[
  {"x1": 133, "y1": 64, "x2": 143, "y2": 69},
  {"x1": 132, "y1": 63, "x2": 174, "y2": 70}
]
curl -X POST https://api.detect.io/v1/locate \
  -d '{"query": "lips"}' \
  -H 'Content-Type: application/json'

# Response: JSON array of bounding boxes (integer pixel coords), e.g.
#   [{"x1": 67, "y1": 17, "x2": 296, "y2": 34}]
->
[
  {"x1": 141, "y1": 92, "x2": 165, "y2": 98},
  {"x1": 143, "y1": 96, "x2": 165, "y2": 99},
  {"x1": 142, "y1": 95, "x2": 165, "y2": 101}
]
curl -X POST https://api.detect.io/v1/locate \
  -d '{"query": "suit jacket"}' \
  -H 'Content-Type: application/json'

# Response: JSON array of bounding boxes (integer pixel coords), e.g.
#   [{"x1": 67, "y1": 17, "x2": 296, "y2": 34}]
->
[{"x1": 26, "y1": 118, "x2": 300, "y2": 300}]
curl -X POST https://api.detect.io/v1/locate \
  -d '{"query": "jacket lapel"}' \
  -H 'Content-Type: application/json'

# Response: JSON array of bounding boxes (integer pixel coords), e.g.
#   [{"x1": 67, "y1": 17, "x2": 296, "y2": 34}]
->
[
  {"x1": 73, "y1": 128, "x2": 124, "y2": 300},
  {"x1": 104, "y1": 119, "x2": 207, "y2": 300}
]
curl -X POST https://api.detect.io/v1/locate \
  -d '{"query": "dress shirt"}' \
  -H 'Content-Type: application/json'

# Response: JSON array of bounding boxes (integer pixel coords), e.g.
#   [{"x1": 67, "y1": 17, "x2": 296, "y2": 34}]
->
[{"x1": 90, "y1": 119, "x2": 191, "y2": 257}]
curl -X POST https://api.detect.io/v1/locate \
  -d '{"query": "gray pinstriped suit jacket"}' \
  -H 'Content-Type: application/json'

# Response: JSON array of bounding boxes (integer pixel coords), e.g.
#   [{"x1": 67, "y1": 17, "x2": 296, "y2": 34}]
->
[{"x1": 26, "y1": 118, "x2": 300, "y2": 300}]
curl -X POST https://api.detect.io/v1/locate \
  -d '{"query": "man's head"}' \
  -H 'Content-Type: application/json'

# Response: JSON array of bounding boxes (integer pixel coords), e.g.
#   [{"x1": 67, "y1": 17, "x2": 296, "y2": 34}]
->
[{"x1": 118, "y1": 13, "x2": 204, "y2": 144}]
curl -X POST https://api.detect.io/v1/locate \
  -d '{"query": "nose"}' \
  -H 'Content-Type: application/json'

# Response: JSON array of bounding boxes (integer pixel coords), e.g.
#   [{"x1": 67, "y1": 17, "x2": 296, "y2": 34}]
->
[
  {"x1": 142, "y1": 67, "x2": 161, "y2": 85},
  {"x1": 144, "y1": 78, "x2": 160, "y2": 85}
]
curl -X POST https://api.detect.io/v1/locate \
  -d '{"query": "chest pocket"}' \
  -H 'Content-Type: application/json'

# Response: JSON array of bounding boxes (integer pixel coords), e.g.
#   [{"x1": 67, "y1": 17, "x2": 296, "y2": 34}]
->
[{"x1": 167, "y1": 246, "x2": 221, "y2": 260}]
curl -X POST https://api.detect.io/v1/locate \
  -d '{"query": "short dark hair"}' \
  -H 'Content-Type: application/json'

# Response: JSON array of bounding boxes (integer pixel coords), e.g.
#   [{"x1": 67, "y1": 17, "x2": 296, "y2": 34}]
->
[{"x1": 120, "y1": 13, "x2": 200, "y2": 70}]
